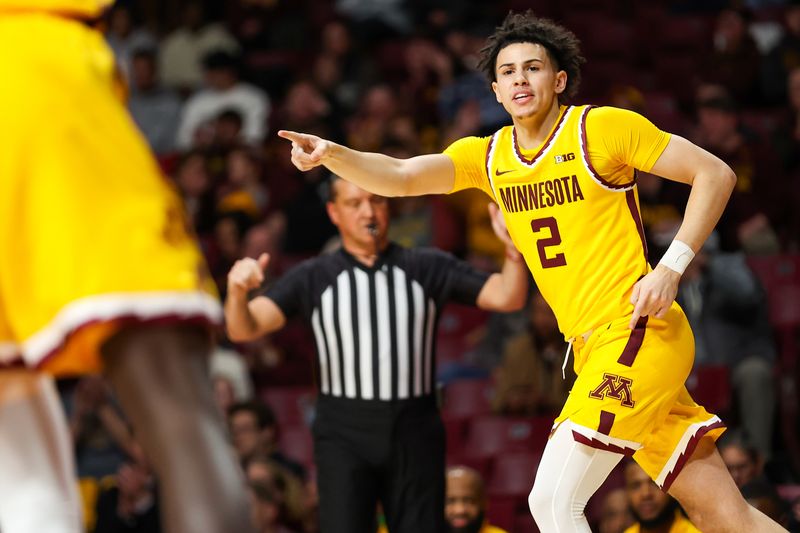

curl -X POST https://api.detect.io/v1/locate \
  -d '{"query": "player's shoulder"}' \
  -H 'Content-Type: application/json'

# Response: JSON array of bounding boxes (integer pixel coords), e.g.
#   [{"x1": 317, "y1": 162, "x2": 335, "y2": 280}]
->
[
  {"x1": 444, "y1": 133, "x2": 494, "y2": 154},
  {"x1": 585, "y1": 105, "x2": 648, "y2": 125}
]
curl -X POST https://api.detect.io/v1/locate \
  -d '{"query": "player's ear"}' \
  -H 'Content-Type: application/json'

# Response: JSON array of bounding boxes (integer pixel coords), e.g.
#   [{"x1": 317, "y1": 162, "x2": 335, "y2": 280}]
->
[
  {"x1": 554, "y1": 71, "x2": 567, "y2": 95},
  {"x1": 492, "y1": 81, "x2": 502, "y2": 103}
]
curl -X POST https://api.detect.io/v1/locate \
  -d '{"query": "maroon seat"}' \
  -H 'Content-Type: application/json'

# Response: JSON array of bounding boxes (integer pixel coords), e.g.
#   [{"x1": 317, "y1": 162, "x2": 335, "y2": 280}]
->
[
  {"x1": 261, "y1": 386, "x2": 316, "y2": 426},
  {"x1": 487, "y1": 451, "x2": 541, "y2": 499},
  {"x1": 441, "y1": 379, "x2": 494, "y2": 421},
  {"x1": 746, "y1": 254, "x2": 800, "y2": 295},
  {"x1": 277, "y1": 423, "x2": 314, "y2": 470},
  {"x1": 463, "y1": 415, "x2": 551, "y2": 460}
]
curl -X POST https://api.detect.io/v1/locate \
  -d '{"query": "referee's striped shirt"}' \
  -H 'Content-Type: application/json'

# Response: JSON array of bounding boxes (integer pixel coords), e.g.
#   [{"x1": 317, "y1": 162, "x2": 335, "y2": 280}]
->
[{"x1": 265, "y1": 243, "x2": 489, "y2": 401}]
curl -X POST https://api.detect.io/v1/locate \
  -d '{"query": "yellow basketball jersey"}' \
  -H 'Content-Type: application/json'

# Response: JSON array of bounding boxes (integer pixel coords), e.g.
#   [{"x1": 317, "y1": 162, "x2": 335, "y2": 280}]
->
[
  {"x1": 0, "y1": 0, "x2": 111, "y2": 16},
  {"x1": 445, "y1": 105, "x2": 672, "y2": 340}
]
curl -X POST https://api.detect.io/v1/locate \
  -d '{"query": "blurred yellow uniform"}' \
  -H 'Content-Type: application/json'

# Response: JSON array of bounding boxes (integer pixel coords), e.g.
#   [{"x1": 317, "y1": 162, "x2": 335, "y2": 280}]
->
[
  {"x1": 444, "y1": 105, "x2": 724, "y2": 489},
  {"x1": 0, "y1": 7, "x2": 220, "y2": 377}
]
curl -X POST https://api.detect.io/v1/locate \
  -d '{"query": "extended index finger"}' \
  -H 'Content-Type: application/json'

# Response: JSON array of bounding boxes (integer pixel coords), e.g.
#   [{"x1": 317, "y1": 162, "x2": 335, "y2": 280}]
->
[{"x1": 277, "y1": 130, "x2": 304, "y2": 143}]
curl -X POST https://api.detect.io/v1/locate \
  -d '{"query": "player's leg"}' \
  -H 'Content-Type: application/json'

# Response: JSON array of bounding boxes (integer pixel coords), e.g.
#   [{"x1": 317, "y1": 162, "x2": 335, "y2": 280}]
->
[
  {"x1": 102, "y1": 324, "x2": 254, "y2": 533},
  {"x1": 668, "y1": 436, "x2": 787, "y2": 533},
  {"x1": 0, "y1": 369, "x2": 82, "y2": 533},
  {"x1": 528, "y1": 420, "x2": 624, "y2": 532}
]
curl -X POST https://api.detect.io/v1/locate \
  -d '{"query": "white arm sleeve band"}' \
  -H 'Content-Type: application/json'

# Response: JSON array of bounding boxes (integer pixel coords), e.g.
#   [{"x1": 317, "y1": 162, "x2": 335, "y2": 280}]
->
[{"x1": 658, "y1": 239, "x2": 695, "y2": 275}]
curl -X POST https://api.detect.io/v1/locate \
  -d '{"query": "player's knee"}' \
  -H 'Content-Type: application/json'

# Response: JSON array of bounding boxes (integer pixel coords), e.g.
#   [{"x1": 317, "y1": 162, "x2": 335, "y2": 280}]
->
[{"x1": 528, "y1": 477, "x2": 562, "y2": 525}]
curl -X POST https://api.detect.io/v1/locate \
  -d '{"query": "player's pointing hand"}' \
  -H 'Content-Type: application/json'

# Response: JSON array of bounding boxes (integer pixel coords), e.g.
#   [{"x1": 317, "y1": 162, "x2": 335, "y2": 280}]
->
[
  {"x1": 227, "y1": 253, "x2": 270, "y2": 297},
  {"x1": 278, "y1": 130, "x2": 332, "y2": 171}
]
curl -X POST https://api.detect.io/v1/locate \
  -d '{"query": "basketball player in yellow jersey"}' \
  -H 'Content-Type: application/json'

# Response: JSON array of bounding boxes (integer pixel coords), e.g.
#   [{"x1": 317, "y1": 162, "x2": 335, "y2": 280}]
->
[
  {"x1": 0, "y1": 2, "x2": 253, "y2": 532},
  {"x1": 279, "y1": 10, "x2": 789, "y2": 533}
]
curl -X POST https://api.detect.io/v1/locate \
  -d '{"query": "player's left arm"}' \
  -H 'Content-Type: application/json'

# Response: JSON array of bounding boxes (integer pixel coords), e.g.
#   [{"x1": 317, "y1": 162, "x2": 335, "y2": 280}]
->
[
  {"x1": 630, "y1": 135, "x2": 736, "y2": 328},
  {"x1": 476, "y1": 203, "x2": 529, "y2": 312}
]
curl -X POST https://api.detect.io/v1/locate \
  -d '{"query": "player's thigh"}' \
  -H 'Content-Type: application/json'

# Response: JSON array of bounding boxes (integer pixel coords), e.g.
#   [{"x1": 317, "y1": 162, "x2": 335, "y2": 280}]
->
[
  {"x1": 558, "y1": 305, "x2": 696, "y2": 448},
  {"x1": 667, "y1": 437, "x2": 751, "y2": 529}
]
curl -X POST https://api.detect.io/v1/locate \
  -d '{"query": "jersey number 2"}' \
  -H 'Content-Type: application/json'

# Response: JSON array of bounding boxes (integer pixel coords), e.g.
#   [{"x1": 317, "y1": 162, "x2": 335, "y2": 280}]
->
[{"x1": 531, "y1": 217, "x2": 567, "y2": 268}]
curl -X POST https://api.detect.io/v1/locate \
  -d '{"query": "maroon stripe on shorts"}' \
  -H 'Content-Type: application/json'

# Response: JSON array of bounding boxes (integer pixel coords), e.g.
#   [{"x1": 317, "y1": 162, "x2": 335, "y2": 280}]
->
[
  {"x1": 618, "y1": 316, "x2": 648, "y2": 367},
  {"x1": 598, "y1": 410, "x2": 615, "y2": 435},
  {"x1": 572, "y1": 431, "x2": 637, "y2": 456},
  {"x1": 661, "y1": 420, "x2": 726, "y2": 491}
]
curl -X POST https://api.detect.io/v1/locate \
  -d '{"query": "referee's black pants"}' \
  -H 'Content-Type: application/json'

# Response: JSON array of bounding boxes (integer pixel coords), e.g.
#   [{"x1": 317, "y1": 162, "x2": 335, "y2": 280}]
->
[{"x1": 313, "y1": 395, "x2": 445, "y2": 533}]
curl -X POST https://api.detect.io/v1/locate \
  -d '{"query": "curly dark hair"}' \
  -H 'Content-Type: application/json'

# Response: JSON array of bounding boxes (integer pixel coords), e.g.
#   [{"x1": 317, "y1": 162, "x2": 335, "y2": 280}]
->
[{"x1": 478, "y1": 11, "x2": 586, "y2": 103}]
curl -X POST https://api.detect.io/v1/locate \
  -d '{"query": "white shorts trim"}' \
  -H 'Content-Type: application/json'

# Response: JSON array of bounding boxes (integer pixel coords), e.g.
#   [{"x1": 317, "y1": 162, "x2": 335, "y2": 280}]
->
[
  {"x1": 22, "y1": 291, "x2": 222, "y2": 367},
  {"x1": 654, "y1": 415, "x2": 723, "y2": 487}
]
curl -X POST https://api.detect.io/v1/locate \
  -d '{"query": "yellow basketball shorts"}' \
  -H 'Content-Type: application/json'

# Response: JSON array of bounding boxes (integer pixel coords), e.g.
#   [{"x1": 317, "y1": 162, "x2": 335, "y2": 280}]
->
[
  {"x1": 0, "y1": 13, "x2": 221, "y2": 377},
  {"x1": 553, "y1": 302, "x2": 726, "y2": 490}
]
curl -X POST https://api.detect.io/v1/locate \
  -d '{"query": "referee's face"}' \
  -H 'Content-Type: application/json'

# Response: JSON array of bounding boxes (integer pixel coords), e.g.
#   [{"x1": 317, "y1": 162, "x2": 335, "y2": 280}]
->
[{"x1": 327, "y1": 180, "x2": 389, "y2": 251}]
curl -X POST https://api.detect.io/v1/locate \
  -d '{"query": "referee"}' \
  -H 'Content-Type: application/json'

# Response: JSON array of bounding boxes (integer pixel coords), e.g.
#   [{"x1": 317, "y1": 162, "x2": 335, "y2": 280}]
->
[{"x1": 225, "y1": 176, "x2": 528, "y2": 533}]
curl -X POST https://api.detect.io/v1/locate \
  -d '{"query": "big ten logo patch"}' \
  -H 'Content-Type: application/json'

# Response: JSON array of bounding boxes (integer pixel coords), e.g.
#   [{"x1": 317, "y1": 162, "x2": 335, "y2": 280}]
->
[
  {"x1": 554, "y1": 153, "x2": 575, "y2": 164},
  {"x1": 589, "y1": 373, "x2": 635, "y2": 408}
]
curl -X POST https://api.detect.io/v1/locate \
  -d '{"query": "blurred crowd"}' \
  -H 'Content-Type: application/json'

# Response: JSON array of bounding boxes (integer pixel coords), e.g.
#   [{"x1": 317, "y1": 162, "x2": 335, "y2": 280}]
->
[{"x1": 59, "y1": 0, "x2": 800, "y2": 531}]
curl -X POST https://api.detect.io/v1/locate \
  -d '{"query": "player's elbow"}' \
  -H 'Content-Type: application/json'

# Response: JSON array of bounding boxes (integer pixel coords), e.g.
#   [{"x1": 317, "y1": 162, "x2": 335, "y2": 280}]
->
[{"x1": 720, "y1": 162, "x2": 737, "y2": 190}]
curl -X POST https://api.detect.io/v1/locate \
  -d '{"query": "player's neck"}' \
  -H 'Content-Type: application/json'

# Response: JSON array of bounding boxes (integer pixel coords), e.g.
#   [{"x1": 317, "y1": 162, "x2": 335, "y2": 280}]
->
[{"x1": 512, "y1": 103, "x2": 562, "y2": 151}]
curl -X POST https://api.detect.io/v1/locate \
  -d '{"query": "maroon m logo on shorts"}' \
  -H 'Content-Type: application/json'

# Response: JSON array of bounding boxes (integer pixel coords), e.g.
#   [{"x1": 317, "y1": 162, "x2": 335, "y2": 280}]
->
[{"x1": 589, "y1": 373, "x2": 635, "y2": 408}]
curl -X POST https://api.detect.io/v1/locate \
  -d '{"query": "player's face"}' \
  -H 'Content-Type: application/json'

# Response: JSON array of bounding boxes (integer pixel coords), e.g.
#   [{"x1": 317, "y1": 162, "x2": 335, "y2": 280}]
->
[
  {"x1": 624, "y1": 463, "x2": 671, "y2": 522},
  {"x1": 445, "y1": 474, "x2": 483, "y2": 532},
  {"x1": 327, "y1": 180, "x2": 390, "y2": 249},
  {"x1": 491, "y1": 42, "x2": 566, "y2": 121}
]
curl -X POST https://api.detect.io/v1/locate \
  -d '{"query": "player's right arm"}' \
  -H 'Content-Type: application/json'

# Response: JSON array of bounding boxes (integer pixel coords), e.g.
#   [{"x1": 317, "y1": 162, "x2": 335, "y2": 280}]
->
[
  {"x1": 277, "y1": 130, "x2": 456, "y2": 197},
  {"x1": 224, "y1": 253, "x2": 287, "y2": 342}
]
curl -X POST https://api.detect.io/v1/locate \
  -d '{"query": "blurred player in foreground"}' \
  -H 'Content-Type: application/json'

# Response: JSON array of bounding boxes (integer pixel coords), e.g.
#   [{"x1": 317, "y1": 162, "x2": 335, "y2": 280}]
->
[{"x1": 0, "y1": 1, "x2": 253, "y2": 532}]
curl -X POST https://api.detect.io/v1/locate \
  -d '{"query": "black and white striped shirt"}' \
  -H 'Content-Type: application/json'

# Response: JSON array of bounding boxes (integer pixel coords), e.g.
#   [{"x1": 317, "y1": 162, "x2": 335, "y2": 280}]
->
[{"x1": 266, "y1": 243, "x2": 489, "y2": 401}]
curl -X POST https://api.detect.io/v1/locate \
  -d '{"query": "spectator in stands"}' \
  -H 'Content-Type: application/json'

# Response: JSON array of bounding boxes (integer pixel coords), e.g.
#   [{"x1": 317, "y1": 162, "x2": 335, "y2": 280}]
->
[
  {"x1": 94, "y1": 458, "x2": 160, "y2": 533},
  {"x1": 127, "y1": 48, "x2": 181, "y2": 156},
  {"x1": 249, "y1": 482, "x2": 297, "y2": 533},
  {"x1": 104, "y1": 3, "x2": 156, "y2": 81},
  {"x1": 772, "y1": 66, "x2": 800, "y2": 174},
  {"x1": 762, "y1": 1, "x2": 800, "y2": 105},
  {"x1": 719, "y1": 436, "x2": 766, "y2": 489},
  {"x1": 67, "y1": 376, "x2": 140, "y2": 480},
  {"x1": 246, "y1": 454, "x2": 308, "y2": 531},
  {"x1": 677, "y1": 234, "x2": 777, "y2": 460},
  {"x1": 212, "y1": 109, "x2": 245, "y2": 151},
  {"x1": 217, "y1": 146, "x2": 269, "y2": 218},
  {"x1": 211, "y1": 345, "x2": 254, "y2": 414},
  {"x1": 598, "y1": 488, "x2": 635, "y2": 533},
  {"x1": 172, "y1": 150, "x2": 216, "y2": 236},
  {"x1": 492, "y1": 290, "x2": 572, "y2": 416},
  {"x1": 159, "y1": 1, "x2": 239, "y2": 94},
  {"x1": 227, "y1": 401, "x2": 305, "y2": 480},
  {"x1": 690, "y1": 93, "x2": 781, "y2": 252},
  {"x1": 703, "y1": 6, "x2": 762, "y2": 106},
  {"x1": 176, "y1": 50, "x2": 269, "y2": 149},
  {"x1": 623, "y1": 461, "x2": 700, "y2": 533},
  {"x1": 444, "y1": 466, "x2": 508, "y2": 533}
]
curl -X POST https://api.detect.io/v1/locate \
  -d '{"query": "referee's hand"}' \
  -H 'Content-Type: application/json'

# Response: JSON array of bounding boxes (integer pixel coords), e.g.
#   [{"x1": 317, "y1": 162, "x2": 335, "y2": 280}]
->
[{"x1": 227, "y1": 253, "x2": 270, "y2": 297}]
